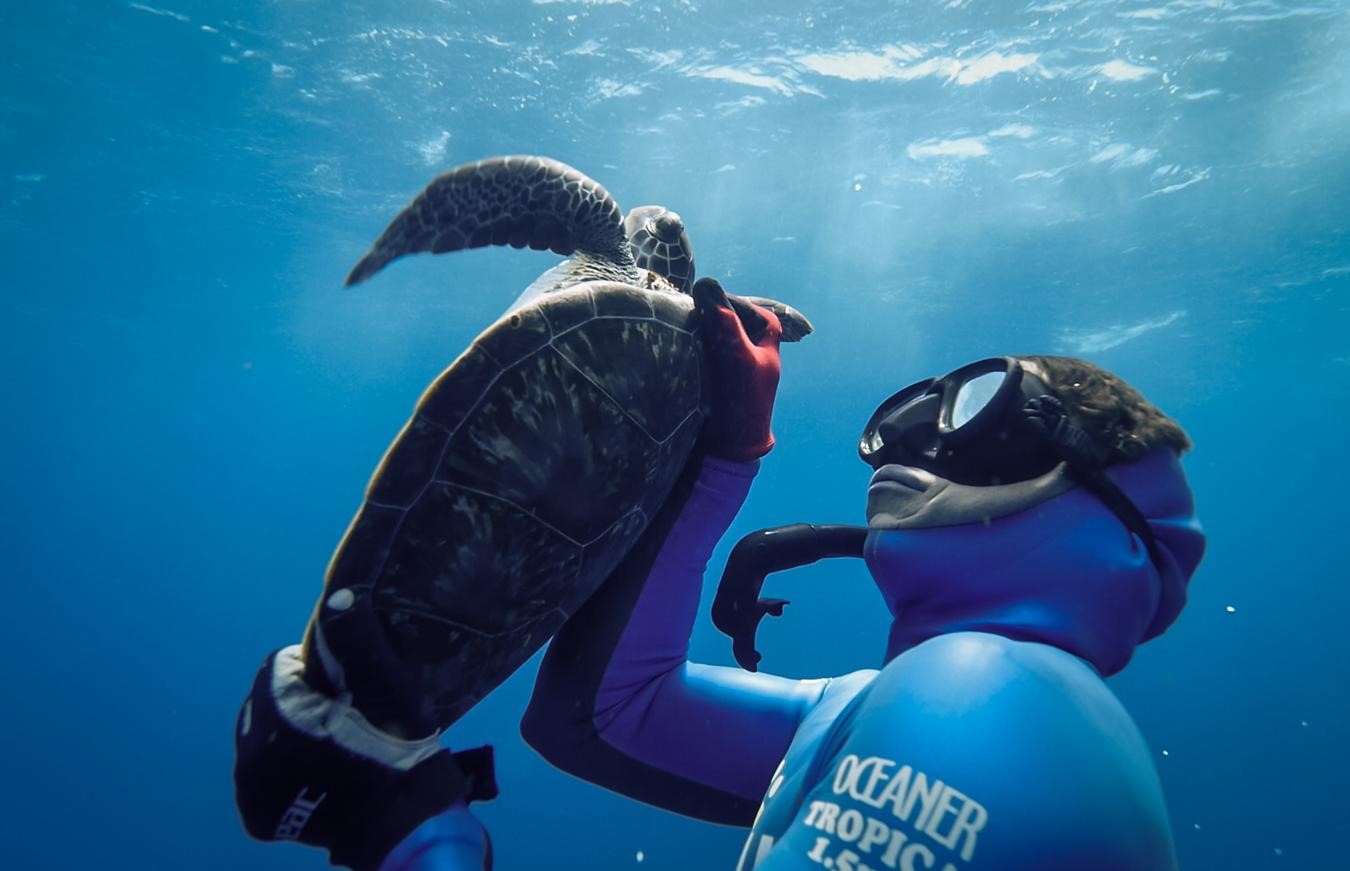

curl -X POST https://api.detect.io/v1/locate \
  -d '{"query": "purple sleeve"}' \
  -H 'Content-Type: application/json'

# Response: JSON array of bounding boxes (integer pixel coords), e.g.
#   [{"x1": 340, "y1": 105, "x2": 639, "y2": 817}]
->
[{"x1": 523, "y1": 456, "x2": 827, "y2": 825}]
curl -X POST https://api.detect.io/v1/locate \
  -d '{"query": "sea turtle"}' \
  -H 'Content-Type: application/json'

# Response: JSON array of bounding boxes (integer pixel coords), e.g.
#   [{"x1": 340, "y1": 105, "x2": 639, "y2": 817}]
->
[{"x1": 303, "y1": 156, "x2": 812, "y2": 732}]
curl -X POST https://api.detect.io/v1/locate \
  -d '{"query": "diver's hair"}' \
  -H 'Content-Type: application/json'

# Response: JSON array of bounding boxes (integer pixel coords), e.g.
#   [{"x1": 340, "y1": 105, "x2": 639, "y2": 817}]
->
[{"x1": 1023, "y1": 355, "x2": 1193, "y2": 461}]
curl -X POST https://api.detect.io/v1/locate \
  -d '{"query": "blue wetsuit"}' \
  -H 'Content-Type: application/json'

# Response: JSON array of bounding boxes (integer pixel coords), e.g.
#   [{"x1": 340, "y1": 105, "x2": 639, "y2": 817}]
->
[{"x1": 524, "y1": 452, "x2": 1205, "y2": 870}]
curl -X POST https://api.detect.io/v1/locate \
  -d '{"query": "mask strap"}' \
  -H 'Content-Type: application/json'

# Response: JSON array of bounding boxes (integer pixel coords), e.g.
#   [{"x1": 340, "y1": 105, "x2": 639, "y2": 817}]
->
[
  {"x1": 1023, "y1": 395, "x2": 1165, "y2": 572},
  {"x1": 1077, "y1": 467, "x2": 1166, "y2": 568}
]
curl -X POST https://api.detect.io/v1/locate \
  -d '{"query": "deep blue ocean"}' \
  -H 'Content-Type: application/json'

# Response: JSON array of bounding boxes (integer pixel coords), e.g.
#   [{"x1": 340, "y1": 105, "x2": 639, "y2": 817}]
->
[{"x1": 4, "y1": 1, "x2": 1348, "y2": 868}]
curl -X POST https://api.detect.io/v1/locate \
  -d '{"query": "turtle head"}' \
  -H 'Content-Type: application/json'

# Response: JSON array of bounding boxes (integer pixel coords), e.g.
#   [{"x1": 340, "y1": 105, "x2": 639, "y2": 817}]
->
[
  {"x1": 624, "y1": 205, "x2": 696, "y2": 294},
  {"x1": 647, "y1": 210, "x2": 685, "y2": 243}
]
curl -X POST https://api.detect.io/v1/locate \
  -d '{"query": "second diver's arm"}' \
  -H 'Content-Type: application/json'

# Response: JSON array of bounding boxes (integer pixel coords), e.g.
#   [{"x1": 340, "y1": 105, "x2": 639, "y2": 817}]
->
[{"x1": 522, "y1": 455, "x2": 850, "y2": 825}]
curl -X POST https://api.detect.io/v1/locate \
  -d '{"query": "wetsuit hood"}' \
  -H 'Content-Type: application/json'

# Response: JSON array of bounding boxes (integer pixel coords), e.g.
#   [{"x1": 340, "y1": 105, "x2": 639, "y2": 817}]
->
[{"x1": 864, "y1": 449, "x2": 1205, "y2": 676}]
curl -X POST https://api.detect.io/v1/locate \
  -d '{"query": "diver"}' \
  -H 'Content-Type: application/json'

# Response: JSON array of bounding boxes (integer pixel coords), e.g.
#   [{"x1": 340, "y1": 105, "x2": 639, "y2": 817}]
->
[
  {"x1": 232, "y1": 279, "x2": 1205, "y2": 868},
  {"x1": 230, "y1": 282, "x2": 782, "y2": 870},
  {"x1": 521, "y1": 318, "x2": 1207, "y2": 867}
]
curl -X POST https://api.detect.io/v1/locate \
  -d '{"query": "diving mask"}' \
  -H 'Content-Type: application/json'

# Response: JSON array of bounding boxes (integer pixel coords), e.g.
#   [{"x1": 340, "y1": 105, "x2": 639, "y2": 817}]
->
[{"x1": 858, "y1": 357, "x2": 1163, "y2": 571}]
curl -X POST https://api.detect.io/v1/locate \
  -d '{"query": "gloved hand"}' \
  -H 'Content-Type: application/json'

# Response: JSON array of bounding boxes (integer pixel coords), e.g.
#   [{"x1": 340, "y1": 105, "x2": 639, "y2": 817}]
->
[
  {"x1": 693, "y1": 277, "x2": 784, "y2": 462},
  {"x1": 1022, "y1": 394, "x2": 1104, "y2": 468},
  {"x1": 234, "y1": 646, "x2": 497, "y2": 871}
]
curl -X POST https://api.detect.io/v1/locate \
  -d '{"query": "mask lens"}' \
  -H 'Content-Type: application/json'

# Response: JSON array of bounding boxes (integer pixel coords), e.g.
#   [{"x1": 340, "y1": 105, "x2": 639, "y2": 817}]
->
[
  {"x1": 950, "y1": 370, "x2": 1007, "y2": 431},
  {"x1": 862, "y1": 428, "x2": 885, "y2": 456},
  {"x1": 859, "y1": 378, "x2": 936, "y2": 467}
]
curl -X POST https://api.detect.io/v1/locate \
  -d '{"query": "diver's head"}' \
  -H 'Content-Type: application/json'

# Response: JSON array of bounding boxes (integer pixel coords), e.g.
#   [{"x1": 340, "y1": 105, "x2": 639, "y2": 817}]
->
[{"x1": 858, "y1": 356, "x2": 1205, "y2": 674}]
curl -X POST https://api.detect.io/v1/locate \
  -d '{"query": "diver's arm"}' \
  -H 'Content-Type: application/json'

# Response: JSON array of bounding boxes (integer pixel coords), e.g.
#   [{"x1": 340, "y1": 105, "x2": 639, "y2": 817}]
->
[
  {"x1": 523, "y1": 455, "x2": 837, "y2": 825},
  {"x1": 524, "y1": 283, "x2": 837, "y2": 824}
]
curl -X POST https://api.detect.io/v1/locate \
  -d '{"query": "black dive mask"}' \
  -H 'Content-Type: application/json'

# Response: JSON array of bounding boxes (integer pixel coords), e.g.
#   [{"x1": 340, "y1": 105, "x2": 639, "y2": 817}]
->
[
  {"x1": 859, "y1": 356, "x2": 1064, "y2": 484},
  {"x1": 859, "y1": 356, "x2": 1162, "y2": 570}
]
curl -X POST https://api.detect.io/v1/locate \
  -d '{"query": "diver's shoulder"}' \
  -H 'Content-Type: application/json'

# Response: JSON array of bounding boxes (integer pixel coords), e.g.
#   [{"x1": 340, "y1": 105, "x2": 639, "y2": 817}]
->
[
  {"x1": 876, "y1": 631, "x2": 1125, "y2": 709},
  {"x1": 805, "y1": 668, "x2": 879, "y2": 724},
  {"x1": 896, "y1": 630, "x2": 1102, "y2": 675},
  {"x1": 866, "y1": 634, "x2": 1174, "y2": 868}
]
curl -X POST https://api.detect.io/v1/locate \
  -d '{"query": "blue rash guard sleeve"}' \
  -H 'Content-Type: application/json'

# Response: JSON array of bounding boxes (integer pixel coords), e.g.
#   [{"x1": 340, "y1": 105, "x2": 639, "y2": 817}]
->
[{"x1": 523, "y1": 456, "x2": 838, "y2": 825}]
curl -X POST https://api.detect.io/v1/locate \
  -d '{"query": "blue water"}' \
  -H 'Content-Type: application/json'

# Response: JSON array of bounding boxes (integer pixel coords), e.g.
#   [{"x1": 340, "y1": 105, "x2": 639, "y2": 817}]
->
[{"x1": 4, "y1": 1, "x2": 1348, "y2": 868}]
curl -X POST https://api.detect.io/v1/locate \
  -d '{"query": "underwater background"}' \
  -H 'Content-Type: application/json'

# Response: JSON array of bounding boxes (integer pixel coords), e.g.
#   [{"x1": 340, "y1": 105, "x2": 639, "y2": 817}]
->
[{"x1": 3, "y1": 0, "x2": 1348, "y2": 868}]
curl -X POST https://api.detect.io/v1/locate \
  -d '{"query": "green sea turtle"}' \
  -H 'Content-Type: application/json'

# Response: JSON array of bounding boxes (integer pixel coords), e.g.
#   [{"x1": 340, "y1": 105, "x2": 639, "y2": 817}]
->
[{"x1": 303, "y1": 156, "x2": 812, "y2": 732}]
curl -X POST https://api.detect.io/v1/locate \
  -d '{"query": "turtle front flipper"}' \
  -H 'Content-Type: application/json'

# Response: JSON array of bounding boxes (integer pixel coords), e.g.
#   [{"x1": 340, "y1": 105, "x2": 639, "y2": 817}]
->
[
  {"x1": 727, "y1": 293, "x2": 814, "y2": 343},
  {"x1": 694, "y1": 278, "x2": 813, "y2": 344},
  {"x1": 624, "y1": 205, "x2": 696, "y2": 295},
  {"x1": 346, "y1": 156, "x2": 634, "y2": 286}
]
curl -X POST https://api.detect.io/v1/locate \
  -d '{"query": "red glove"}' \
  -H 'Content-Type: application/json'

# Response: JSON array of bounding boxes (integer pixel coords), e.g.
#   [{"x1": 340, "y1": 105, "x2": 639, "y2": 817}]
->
[{"x1": 693, "y1": 278, "x2": 783, "y2": 462}]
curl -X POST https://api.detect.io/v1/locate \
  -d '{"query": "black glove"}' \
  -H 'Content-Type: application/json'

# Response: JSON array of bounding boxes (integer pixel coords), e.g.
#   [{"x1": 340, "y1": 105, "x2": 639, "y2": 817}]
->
[
  {"x1": 712, "y1": 524, "x2": 867, "y2": 671},
  {"x1": 234, "y1": 646, "x2": 497, "y2": 870},
  {"x1": 1022, "y1": 394, "x2": 1103, "y2": 469}
]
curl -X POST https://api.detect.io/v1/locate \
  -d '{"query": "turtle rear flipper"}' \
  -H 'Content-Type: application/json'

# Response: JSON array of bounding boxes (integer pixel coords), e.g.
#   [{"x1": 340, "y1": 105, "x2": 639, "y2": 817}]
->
[{"x1": 346, "y1": 156, "x2": 634, "y2": 287}]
